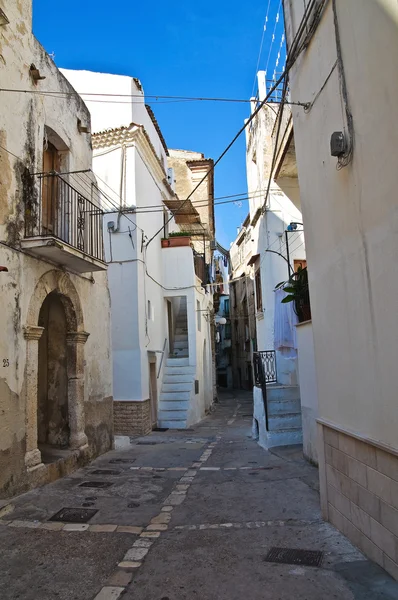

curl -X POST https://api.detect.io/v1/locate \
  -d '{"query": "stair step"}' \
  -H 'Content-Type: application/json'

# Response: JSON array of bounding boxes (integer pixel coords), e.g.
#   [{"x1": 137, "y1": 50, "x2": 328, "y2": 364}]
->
[
  {"x1": 174, "y1": 341, "x2": 189, "y2": 349},
  {"x1": 268, "y1": 413, "x2": 302, "y2": 431},
  {"x1": 158, "y1": 420, "x2": 187, "y2": 429},
  {"x1": 162, "y1": 382, "x2": 193, "y2": 392},
  {"x1": 175, "y1": 334, "x2": 188, "y2": 342},
  {"x1": 159, "y1": 400, "x2": 189, "y2": 411},
  {"x1": 267, "y1": 385, "x2": 300, "y2": 402},
  {"x1": 165, "y1": 365, "x2": 195, "y2": 374},
  {"x1": 267, "y1": 398, "x2": 302, "y2": 416},
  {"x1": 160, "y1": 391, "x2": 191, "y2": 401},
  {"x1": 265, "y1": 428, "x2": 303, "y2": 448},
  {"x1": 158, "y1": 410, "x2": 188, "y2": 421},
  {"x1": 166, "y1": 358, "x2": 189, "y2": 367},
  {"x1": 164, "y1": 374, "x2": 194, "y2": 383}
]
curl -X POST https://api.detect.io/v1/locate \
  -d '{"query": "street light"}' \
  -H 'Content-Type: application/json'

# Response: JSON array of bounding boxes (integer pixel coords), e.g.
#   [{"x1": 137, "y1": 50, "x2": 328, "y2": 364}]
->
[{"x1": 287, "y1": 222, "x2": 303, "y2": 231}]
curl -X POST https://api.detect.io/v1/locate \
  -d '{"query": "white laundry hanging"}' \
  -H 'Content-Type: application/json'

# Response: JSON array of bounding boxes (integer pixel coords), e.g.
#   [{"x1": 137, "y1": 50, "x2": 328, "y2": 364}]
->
[{"x1": 274, "y1": 288, "x2": 298, "y2": 350}]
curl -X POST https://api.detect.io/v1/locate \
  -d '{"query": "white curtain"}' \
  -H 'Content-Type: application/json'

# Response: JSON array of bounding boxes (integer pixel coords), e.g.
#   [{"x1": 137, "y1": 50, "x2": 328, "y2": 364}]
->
[{"x1": 274, "y1": 288, "x2": 298, "y2": 350}]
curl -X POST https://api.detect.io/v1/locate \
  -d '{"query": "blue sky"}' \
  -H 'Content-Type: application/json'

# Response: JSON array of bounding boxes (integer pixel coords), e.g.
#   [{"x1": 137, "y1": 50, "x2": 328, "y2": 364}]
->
[{"x1": 33, "y1": 0, "x2": 285, "y2": 248}]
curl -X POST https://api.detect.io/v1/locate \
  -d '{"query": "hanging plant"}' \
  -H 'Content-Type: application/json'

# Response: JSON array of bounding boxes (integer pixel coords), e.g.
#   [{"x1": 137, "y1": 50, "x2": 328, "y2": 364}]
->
[{"x1": 275, "y1": 265, "x2": 311, "y2": 323}]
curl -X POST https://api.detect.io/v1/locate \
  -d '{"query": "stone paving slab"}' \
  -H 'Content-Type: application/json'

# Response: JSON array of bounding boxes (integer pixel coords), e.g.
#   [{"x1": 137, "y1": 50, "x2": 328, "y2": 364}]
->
[
  {"x1": 171, "y1": 475, "x2": 322, "y2": 526},
  {"x1": 0, "y1": 526, "x2": 133, "y2": 600},
  {"x1": 122, "y1": 526, "x2": 376, "y2": 600}
]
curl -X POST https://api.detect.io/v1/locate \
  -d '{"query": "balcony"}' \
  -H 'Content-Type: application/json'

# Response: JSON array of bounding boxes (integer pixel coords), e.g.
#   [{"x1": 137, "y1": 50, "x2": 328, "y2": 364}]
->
[{"x1": 22, "y1": 173, "x2": 106, "y2": 273}]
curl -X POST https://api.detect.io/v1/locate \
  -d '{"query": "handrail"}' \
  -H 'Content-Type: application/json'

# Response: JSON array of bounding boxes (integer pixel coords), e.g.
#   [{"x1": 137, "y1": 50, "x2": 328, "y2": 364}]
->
[
  {"x1": 253, "y1": 350, "x2": 277, "y2": 431},
  {"x1": 157, "y1": 338, "x2": 168, "y2": 379}
]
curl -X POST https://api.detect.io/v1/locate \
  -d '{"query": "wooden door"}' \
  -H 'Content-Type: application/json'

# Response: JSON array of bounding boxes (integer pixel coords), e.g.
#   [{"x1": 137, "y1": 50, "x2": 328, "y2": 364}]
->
[{"x1": 42, "y1": 142, "x2": 60, "y2": 233}]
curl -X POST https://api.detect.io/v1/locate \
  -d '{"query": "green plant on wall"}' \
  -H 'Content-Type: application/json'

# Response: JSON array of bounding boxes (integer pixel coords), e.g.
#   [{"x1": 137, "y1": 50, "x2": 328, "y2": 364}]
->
[{"x1": 275, "y1": 265, "x2": 311, "y2": 323}]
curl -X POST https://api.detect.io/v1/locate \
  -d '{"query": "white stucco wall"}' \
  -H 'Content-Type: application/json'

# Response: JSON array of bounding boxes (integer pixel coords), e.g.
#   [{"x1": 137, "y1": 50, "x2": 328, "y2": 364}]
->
[
  {"x1": 60, "y1": 69, "x2": 167, "y2": 165},
  {"x1": 296, "y1": 321, "x2": 319, "y2": 464},
  {"x1": 284, "y1": 0, "x2": 398, "y2": 450}
]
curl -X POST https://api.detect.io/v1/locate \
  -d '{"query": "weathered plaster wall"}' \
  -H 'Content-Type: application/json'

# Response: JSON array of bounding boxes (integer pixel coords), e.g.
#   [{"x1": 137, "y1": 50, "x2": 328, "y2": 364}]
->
[{"x1": 0, "y1": 1, "x2": 113, "y2": 497}]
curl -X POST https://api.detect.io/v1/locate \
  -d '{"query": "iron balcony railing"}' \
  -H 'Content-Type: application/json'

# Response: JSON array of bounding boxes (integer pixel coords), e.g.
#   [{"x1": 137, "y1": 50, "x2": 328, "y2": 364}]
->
[
  {"x1": 253, "y1": 350, "x2": 277, "y2": 430},
  {"x1": 24, "y1": 172, "x2": 104, "y2": 262},
  {"x1": 253, "y1": 351, "x2": 277, "y2": 386}
]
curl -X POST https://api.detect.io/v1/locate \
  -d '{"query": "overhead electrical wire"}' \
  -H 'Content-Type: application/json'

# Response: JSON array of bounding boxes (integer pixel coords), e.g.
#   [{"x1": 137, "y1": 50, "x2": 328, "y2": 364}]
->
[
  {"x1": 265, "y1": 0, "x2": 282, "y2": 79},
  {"x1": 251, "y1": 0, "x2": 272, "y2": 98}
]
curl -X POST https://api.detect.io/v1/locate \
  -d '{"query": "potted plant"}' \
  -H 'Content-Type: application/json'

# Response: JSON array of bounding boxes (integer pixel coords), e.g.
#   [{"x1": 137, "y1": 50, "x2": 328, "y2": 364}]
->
[
  {"x1": 275, "y1": 265, "x2": 311, "y2": 323},
  {"x1": 161, "y1": 231, "x2": 192, "y2": 248}
]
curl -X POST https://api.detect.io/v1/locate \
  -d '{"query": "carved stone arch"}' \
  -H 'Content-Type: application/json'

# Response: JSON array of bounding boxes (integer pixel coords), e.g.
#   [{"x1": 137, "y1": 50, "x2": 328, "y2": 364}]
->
[
  {"x1": 26, "y1": 270, "x2": 84, "y2": 332},
  {"x1": 24, "y1": 270, "x2": 89, "y2": 471}
]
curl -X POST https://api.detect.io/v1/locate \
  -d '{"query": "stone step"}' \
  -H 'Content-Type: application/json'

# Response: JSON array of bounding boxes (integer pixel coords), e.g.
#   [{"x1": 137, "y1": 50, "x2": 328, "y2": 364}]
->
[
  {"x1": 164, "y1": 365, "x2": 195, "y2": 375},
  {"x1": 160, "y1": 391, "x2": 191, "y2": 401},
  {"x1": 158, "y1": 420, "x2": 188, "y2": 429},
  {"x1": 174, "y1": 341, "x2": 189, "y2": 350},
  {"x1": 159, "y1": 400, "x2": 189, "y2": 411},
  {"x1": 267, "y1": 398, "x2": 302, "y2": 416},
  {"x1": 164, "y1": 374, "x2": 194, "y2": 383},
  {"x1": 175, "y1": 328, "x2": 188, "y2": 335},
  {"x1": 266, "y1": 385, "x2": 300, "y2": 402},
  {"x1": 268, "y1": 413, "x2": 302, "y2": 431},
  {"x1": 166, "y1": 358, "x2": 189, "y2": 367},
  {"x1": 170, "y1": 351, "x2": 188, "y2": 358},
  {"x1": 265, "y1": 428, "x2": 303, "y2": 448},
  {"x1": 162, "y1": 382, "x2": 193, "y2": 393},
  {"x1": 175, "y1": 334, "x2": 188, "y2": 342},
  {"x1": 158, "y1": 410, "x2": 188, "y2": 421}
]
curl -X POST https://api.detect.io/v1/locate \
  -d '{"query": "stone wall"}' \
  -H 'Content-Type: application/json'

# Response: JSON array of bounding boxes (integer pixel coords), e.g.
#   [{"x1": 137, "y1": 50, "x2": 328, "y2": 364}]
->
[
  {"x1": 322, "y1": 425, "x2": 398, "y2": 580},
  {"x1": 114, "y1": 400, "x2": 152, "y2": 436}
]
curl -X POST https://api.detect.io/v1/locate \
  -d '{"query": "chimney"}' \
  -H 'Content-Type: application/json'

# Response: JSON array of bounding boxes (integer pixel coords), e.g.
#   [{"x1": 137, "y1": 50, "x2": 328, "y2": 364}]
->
[{"x1": 257, "y1": 70, "x2": 267, "y2": 102}]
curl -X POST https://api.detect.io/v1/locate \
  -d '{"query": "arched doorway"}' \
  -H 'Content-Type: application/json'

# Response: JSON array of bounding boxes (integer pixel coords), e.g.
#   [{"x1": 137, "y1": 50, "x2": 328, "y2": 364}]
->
[
  {"x1": 38, "y1": 292, "x2": 69, "y2": 450},
  {"x1": 24, "y1": 270, "x2": 89, "y2": 470}
]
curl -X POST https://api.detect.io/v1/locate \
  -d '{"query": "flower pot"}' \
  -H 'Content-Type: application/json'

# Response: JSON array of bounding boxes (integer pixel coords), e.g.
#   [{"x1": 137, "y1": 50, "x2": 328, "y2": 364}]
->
[{"x1": 161, "y1": 236, "x2": 191, "y2": 248}]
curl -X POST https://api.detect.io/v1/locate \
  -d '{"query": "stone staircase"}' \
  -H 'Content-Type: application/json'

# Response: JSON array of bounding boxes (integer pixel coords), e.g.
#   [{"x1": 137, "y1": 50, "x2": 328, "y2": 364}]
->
[
  {"x1": 265, "y1": 384, "x2": 302, "y2": 446},
  {"x1": 158, "y1": 298, "x2": 195, "y2": 428},
  {"x1": 253, "y1": 384, "x2": 302, "y2": 449}
]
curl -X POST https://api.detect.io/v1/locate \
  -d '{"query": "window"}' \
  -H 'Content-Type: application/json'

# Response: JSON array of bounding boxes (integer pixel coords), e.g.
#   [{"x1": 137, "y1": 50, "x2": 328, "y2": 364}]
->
[
  {"x1": 197, "y1": 300, "x2": 201, "y2": 331},
  {"x1": 224, "y1": 298, "x2": 230, "y2": 317},
  {"x1": 255, "y1": 269, "x2": 263, "y2": 312},
  {"x1": 225, "y1": 323, "x2": 231, "y2": 339}
]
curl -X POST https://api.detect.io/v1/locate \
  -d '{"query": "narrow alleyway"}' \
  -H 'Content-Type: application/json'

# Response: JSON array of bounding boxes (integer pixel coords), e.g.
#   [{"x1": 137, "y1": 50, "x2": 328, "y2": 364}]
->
[{"x1": 0, "y1": 392, "x2": 397, "y2": 600}]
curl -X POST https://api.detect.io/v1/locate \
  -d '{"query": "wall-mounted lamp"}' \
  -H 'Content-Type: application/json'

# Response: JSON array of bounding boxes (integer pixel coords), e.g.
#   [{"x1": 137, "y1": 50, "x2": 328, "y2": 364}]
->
[{"x1": 287, "y1": 222, "x2": 303, "y2": 232}]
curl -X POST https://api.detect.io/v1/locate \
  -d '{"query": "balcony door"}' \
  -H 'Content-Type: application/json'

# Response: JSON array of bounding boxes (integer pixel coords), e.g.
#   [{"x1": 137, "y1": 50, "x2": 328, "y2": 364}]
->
[{"x1": 42, "y1": 142, "x2": 60, "y2": 235}]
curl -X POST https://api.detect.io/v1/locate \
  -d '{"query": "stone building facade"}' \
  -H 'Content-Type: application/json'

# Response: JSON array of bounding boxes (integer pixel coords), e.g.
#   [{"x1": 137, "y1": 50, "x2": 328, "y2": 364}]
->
[{"x1": 0, "y1": 0, "x2": 113, "y2": 497}]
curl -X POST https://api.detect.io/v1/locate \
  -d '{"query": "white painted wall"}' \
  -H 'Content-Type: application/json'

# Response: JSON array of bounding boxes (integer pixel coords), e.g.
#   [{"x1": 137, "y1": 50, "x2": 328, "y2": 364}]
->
[
  {"x1": 283, "y1": 0, "x2": 398, "y2": 449},
  {"x1": 296, "y1": 321, "x2": 319, "y2": 464},
  {"x1": 60, "y1": 69, "x2": 167, "y2": 165}
]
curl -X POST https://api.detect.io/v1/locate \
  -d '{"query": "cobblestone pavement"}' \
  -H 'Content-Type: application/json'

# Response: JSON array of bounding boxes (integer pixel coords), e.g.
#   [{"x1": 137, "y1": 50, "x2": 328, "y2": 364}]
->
[{"x1": 1, "y1": 391, "x2": 398, "y2": 599}]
